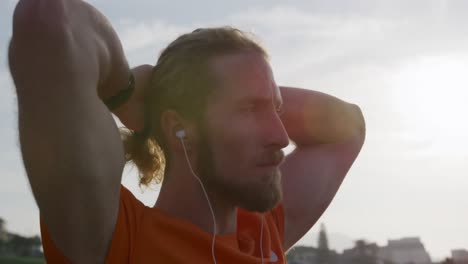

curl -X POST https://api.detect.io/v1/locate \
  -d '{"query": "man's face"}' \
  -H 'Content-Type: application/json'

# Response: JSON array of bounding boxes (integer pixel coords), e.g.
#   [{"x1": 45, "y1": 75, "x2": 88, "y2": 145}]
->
[{"x1": 196, "y1": 52, "x2": 289, "y2": 213}]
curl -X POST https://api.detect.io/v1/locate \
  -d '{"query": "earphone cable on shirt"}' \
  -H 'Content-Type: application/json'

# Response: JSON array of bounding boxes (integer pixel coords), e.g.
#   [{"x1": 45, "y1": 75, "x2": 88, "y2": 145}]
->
[{"x1": 260, "y1": 215, "x2": 264, "y2": 264}]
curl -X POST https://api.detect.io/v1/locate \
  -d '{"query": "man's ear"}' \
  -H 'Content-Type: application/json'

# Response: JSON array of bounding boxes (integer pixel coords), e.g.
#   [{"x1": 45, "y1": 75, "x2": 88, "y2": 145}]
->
[{"x1": 161, "y1": 110, "x2": 193, "y2": 152}]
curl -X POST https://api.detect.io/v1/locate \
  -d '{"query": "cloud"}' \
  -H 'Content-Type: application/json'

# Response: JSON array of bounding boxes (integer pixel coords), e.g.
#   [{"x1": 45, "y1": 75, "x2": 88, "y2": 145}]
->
[
  {"x1": 117, "y1": 19, "x2": 190, "y2": 53},
  {"x1": 110, "y1": 4, "x2": 468, "y2": 77},
  {"x1": 226, "y1": 5, "x2": 468, "y2": 73}
]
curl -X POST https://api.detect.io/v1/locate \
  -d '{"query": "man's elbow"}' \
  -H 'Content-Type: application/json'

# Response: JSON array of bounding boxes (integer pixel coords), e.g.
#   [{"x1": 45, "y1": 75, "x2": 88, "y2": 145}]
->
[
  {"x1": 350, "y1": 103, "x2": 366, "y2": 141},
  {"x1": 11, "y1": 0, "x2": 71, "y2": 47},
  {"x1": 13, "y1": 0, "x2": 68, "y2": 28}
]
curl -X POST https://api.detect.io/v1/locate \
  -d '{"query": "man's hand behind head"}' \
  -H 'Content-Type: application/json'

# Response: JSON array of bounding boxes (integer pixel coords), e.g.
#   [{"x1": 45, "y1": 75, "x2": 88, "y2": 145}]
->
[{"x1": 113, "y1": 64, "x2": 154, "y2": 132}]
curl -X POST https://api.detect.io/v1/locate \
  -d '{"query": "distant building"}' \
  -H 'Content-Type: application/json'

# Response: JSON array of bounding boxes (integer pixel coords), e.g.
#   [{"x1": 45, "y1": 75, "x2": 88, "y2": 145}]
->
[
  {"x1": 452, "y1": 249, "x2": 468, "y2": 264},
  {"x1": 287, "y1": 223, "x2": 340, "y2": 264},
  {"x1": 287, "y1": 246, "x2": 319, "y2": 264},
  {"x1": 287, "y1": 230, "x2": 438, "y2": 264},
  {"x1": 287, "y1": 245, "x2": 342, "y2": 264},
  {"x1": 378, "y1": 237, "x2": 432, "y2": 264},
  {"x1": 341, "y1": 240, "x2": 381, "y2": 264}
]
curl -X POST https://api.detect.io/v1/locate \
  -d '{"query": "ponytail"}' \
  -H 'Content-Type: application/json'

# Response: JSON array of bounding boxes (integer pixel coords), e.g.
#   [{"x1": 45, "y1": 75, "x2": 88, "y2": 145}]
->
[{"x1": 120, "y1": 128, "x2": 166, "y2": 186}]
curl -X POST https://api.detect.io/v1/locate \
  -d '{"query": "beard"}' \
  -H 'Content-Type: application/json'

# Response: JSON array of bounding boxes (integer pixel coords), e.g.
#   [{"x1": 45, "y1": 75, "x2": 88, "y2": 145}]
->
[{"x1": 195, "y1": 122, "x2": 283, "y2": 213}]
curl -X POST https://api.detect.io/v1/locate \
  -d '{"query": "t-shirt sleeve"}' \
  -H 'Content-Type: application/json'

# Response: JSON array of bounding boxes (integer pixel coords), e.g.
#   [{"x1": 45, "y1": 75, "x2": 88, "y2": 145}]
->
[{"x1": 40, "y1": 185, "x2": 144, "y2": 263}]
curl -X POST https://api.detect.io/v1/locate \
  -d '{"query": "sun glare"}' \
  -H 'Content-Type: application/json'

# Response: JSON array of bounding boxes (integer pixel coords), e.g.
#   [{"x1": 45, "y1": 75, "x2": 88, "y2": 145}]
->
[{"x1": 390, "y1": 54, "x2": 468, "y2": 152}]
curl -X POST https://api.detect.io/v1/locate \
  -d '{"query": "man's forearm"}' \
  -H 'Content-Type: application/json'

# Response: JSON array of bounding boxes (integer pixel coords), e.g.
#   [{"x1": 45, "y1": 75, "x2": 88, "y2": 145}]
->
[{"x1": 280, "y1": 87, "x2": 365, "y2": 146}]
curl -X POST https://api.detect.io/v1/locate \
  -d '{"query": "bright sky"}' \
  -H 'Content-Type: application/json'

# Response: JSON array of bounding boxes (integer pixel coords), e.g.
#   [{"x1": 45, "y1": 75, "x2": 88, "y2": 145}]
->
[{"x1": 1, "y1": 0, "x2": 467, "y2": 261}]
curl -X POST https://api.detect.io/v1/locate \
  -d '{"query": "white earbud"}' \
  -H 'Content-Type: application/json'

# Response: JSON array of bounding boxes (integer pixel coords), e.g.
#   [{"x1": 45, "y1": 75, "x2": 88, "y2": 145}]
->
[{"x1": 175, "y1": 129, "x2": 186, "y2": 139}]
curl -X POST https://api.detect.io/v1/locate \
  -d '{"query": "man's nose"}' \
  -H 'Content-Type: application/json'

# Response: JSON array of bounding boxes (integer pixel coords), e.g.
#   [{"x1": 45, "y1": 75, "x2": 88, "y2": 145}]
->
[{"x1": 264, "y1": 112, "x2": 289, "y2": 150}]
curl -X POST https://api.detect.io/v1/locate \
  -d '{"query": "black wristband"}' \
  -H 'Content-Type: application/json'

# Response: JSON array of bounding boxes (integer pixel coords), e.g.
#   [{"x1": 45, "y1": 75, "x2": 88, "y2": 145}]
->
[{"x1": 104, "y1": 73, "x2": 135, "y2": 111}]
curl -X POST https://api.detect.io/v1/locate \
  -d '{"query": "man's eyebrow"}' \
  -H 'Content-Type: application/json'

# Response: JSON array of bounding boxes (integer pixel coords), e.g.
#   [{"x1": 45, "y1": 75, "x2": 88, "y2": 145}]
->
[
  {"x1": 236, "y1": 96, "x2": 266, "y2": 104},
  {"x1": 235, "y1": 96, "x2": 283, "y2": 111}
]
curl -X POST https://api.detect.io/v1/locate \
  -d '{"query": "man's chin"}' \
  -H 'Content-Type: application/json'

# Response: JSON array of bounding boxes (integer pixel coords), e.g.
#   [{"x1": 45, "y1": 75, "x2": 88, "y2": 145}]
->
[
  {"x1": 239, "y1": 197, "x2": 281, "y2": 213},
  {"x1": 238, "y1": 185, "x2": 282, "y2": 213},
  {"x1": 209, "y1": 170, "x2": 282, "y2": 213}
]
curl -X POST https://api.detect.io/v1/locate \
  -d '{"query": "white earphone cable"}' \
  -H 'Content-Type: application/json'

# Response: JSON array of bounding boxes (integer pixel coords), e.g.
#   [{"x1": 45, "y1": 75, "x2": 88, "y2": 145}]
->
[
  {"x1": 179, "y1": 133, "x2": 266, "y2": 264},
  {"x1": 179, "y1": 137, "x2": 217, "y2": 264},
  {"x1": 260, "y1": 215, "x2": 264, "y2": 264}
]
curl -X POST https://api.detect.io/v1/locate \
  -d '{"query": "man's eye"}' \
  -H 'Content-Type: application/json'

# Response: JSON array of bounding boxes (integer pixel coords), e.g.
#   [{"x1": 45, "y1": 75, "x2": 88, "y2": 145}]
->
[{"x1": 242, "y1": 104, "x2": 257, "y2": 112}]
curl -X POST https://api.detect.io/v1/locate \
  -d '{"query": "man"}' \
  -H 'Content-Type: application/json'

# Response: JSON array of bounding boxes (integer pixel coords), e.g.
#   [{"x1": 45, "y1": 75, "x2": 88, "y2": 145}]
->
[{"x1": 9, "y1": 0, "x2": 365, "y2": 263}]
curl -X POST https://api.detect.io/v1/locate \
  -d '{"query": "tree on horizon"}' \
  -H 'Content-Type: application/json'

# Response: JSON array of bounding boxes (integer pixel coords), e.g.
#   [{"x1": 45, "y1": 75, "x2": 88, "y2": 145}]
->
[
  {"x1": 0, "y1": 217, "x2": 5, "y2": 231},
  {"x1": 0, "y1": 217, "x2": 6, "y2": 241},
  {"x1": 0, "y1": 217, "x2": 43, "y2": 258}
]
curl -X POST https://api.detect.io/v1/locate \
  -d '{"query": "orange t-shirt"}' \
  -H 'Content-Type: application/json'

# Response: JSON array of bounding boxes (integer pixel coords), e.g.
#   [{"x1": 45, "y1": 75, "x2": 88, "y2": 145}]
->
[{"x1": 40, "y1": 185, "x2": 286, "y2": 263}]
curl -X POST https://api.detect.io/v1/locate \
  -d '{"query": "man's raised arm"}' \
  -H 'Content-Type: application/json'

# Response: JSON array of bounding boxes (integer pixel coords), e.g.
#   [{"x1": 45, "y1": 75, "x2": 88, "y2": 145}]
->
[
  {"x1": 279, "y1": 87, "x2": 366, "y2": 250},
  {"x1": 9, "y1": 0, "x2": 131, "y2": 262}
]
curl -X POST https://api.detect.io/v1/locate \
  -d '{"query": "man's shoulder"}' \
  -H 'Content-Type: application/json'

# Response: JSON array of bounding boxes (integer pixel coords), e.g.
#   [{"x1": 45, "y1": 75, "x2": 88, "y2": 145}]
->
[{"x1": 119, "y1": 185, "x2": 148, "y2": 212}]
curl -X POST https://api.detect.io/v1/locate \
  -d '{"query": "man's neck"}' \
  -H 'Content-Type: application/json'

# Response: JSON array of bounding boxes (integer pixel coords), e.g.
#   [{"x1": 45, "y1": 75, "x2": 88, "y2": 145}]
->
[{"x1": 154, "y1": 170, "x2": 238, "y2": 235}]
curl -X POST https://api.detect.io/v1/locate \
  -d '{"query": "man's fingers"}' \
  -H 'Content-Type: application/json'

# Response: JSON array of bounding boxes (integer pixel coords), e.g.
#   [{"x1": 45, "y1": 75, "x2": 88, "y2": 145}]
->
[
  {"x1": 131, "y1": 64, "x2": 154, "y2": 100},
  {"x1": 113, "y1": 64, "x2": 153, "y2": 132}
]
